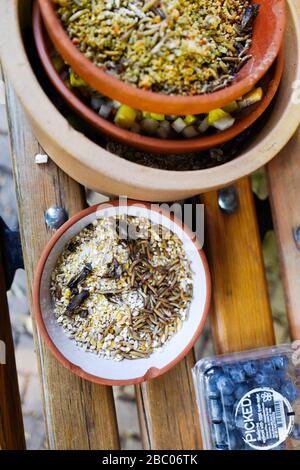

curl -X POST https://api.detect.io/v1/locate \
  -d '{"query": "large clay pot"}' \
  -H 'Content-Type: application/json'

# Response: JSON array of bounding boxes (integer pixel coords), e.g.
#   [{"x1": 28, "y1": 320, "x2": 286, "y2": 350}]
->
[{"x1": 0, "y1": 0, "x2": 299, "y2": 202}]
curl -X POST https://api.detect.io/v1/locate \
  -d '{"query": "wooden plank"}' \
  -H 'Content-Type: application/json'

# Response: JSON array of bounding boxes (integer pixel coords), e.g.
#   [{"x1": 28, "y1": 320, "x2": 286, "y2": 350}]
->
[
  {"x1": 136, "y1": 351, "x2": 202, "y2": 450},
  {"x1": 4, "y1": 78, "x2": 120, "y2": 450},
  {"x1": 203, "y1": 177, "x2": 275, "y2": 353},
  {"x1": 267, "y1": 128, "x2": 300, "y2": 340},
  {"x1": 0, "y1": 254, "x2": 26, "y2": 449},
  {"x1": 136, "y1": 178, "x2": 274, "y2": 449}
]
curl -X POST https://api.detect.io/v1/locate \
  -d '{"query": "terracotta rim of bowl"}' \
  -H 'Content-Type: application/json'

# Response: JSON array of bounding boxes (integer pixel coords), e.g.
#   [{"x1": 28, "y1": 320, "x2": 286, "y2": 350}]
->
[
  {"x1": 38, "y1": 0, "x2": 286, "y2": 115},
  {"x1": 33, "y1": 201, "x2": 211, "y2": 385},
  {"x1": 33, "y1": 2, "x2": 285, "y2": 155}
]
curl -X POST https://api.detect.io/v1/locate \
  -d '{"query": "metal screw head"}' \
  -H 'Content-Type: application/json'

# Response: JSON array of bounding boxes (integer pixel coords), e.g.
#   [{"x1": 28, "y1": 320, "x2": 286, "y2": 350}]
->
[
  {"x1": 218, "y1": 186, "x2": 239, "y2": 214},
  {"x1": 44, "y1": 206, "x2": 68, "y2": 229}
]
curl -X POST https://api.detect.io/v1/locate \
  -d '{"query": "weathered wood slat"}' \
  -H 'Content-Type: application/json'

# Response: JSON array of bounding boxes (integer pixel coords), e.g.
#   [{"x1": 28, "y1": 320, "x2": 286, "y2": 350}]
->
[
  {"x1": 137, "y1": 178, "x2": 274, "y2": 449},
  {"x1": 4, "y1": 78, "x2": 120, "y2": 450},
  {"x1": 136, "y1": 351, "x2": 202, "y2": 450},
  {"x1": 202, "y1": 177, "x2": 275, "y2": 353},
  {"x1": 267, "y1": 128, "x2": 300, "y2": 340},
  {"x1": 0, "y1": 255, "x2": 26, "y2": 450}
]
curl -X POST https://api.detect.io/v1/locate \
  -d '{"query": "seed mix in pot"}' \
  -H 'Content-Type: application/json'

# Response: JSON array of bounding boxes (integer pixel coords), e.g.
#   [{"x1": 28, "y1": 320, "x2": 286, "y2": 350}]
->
[
  {"x1": 54, "y1": 0, "x2": 259, "y2": 95},
  {"x1": 51, "y1": 215, "x2": 193, "y2": 360}
]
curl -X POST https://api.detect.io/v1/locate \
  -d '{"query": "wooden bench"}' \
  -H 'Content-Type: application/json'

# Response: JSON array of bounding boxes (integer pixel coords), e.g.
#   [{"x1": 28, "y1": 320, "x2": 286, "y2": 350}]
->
[{"x1": 0, "y1": 73, "x2": 300, "y2": 450}]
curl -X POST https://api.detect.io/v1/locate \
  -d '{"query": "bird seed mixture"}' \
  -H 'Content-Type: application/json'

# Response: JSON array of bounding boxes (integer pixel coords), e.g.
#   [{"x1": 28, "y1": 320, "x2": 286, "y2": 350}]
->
[
  {"x1": 51, "y1": 215, "x2": 193, "y2": 360},
  {"x1": 53, "y1": 0, "x2": 259, "y2": 95}
]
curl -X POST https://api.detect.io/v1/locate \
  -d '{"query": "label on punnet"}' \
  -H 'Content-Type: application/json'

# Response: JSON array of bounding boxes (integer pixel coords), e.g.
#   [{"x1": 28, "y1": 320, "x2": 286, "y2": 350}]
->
[{"x1": 235, "y1": 387, "x2": 295, "y2": 450}]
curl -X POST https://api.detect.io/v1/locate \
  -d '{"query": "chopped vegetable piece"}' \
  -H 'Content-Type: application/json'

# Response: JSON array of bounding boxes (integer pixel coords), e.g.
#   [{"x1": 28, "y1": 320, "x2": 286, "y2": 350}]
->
[
  {"x1": 131, "y1": 122, "x2": 142, "y2": 134},
  {"x1": 222, "y1": 101, "x2": 239, "y2": 113},
  {"x1": 183, "y1": 126, "x2": 199, "y2": 139},
  {"x1": 69, "y1": 70, "x2": 87, "y2": 88},
  {"x1": 208, "y1": 109, "x2": 231, "y2": 126},
  {"x1": 157, "y1": 125, "x2": 171, "y2": 139},
  {"x1": 198, "y1": 117, "x2": 210, "y2": 134},
  {"x1": 90, "y1": 96, "x2": 105, "y2": 111},
  {"x1": 184, "y1": 115, "x2": 198, "y2": 125},
  {"x1": 239, "y1": 87, "x2": 263, "y2": 109},
  {"x1": 160, "y1": 120, "x2": 172, "y2": 130},
  {"x1": 212, "y1": 116, "x2": 235, "y2": 131},
  {"x1": 112, "y1": 100, "x2": 122, "y2": 109},
  {"x1": 140, "y1": 118, "x2": 159, "y2": 135},
  {"x1": 171, "y1": 117, "x2": 186, "y2": 133},
  {"x1": 99, "y1": 104, "x2": 113, "y2": 119},
  {"x1": 157, "y1": 120, "x2": 172, "y2": 139},
  {"x1": 142, "y1": 112, "x2": 165, "y2": 121},
  {"x1": 114, "y1": 105, "x2": 137, "y2": 129}
]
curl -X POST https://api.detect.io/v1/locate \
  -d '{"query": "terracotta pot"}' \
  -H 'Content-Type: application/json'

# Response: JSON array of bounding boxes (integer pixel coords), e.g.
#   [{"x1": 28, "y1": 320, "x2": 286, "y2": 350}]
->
[
  {"x1": 0, "y1": 0, "x2": 299, "y2": 202},
  {"x1": 38, "y1": 0, "x2": 286, "y2": 115},
  {"x1": 33, "y1": 201, "x2": 211, "y2": 385},
  {"x1": 33, "y1": 2, "x2": 285, "y2": 155}
]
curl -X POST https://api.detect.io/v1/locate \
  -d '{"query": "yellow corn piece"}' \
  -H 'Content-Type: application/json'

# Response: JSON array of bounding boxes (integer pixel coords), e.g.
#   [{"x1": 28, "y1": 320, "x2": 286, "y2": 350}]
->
[
  {"x1": 222, "y1": 101, "x2": 239, "y2": 113},
  {"x1": 64, "y1": 288, "x2": 72, "y2": 300},
  {"x1": 142, "y1": 111, "x2": 165, "y2": 121},
  {"x1": 239, "y1": 87, "x2": 263, "y2": 109},
  {"x1": 184, "y1": 114, "x2": 197, "y2": 125},
  {"x1": 114, "y1": 105, "x2": 137, "y2": 129},
  {"x1": 208, "y1": 109, "x2": 231, "y2": 126},
  {"x1": 69, "y1": 70, "x2": 87, "y2": 88}
]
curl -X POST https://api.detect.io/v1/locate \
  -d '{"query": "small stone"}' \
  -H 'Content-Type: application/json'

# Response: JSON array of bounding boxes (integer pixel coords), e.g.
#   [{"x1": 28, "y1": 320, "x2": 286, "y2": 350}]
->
[{"x1": 35, "y1": 154, "x2": 48, "y2": 164}]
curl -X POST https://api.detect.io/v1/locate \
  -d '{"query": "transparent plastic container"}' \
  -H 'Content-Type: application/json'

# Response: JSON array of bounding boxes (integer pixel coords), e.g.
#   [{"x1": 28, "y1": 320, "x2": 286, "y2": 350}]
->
[{"x1": 193, "y1": 344, "x2": 300, "y2": 450}]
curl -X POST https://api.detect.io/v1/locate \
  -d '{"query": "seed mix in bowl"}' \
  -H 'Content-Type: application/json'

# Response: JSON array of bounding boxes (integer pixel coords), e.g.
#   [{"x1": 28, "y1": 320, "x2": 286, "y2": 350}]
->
[
  {"x1": 54, "y1": 0, "x2": 259, "y2": 95},
  {"x1": 51, "y1": 215, "x2": 193, "y2": 360}
]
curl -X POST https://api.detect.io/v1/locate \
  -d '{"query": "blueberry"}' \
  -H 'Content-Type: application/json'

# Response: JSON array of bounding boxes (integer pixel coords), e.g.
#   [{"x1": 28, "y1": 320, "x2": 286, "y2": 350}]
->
[
  {"x1": 216, "y1": 375, "x2": 234, "y2": 395},
  {"x1": 254, "y1": 371, "x2": 267, "y2": 386},
  {"x1": 275, "y1": 369, "x2": 287, "y2": 381},
  {"x1": 281, "y1": 380, "x2": 299, "y2": 402},
  {"x1": 90, "y1": 96, "x2": 104, "y2": 111},
  {"x1": 213, "y1": 423, "x2": 227, "y2": 447},
  {"x1": 222, "y1": 408, "x2": 235, "y2": 430},
  {"x1": 235, "y1": 384, "x2": 249, "y2": 400},
  {"x1": 267, "y1": 374, "x2": 281, "y2": 390},
  {"x1": 222, "y1": 394, "x2": 235, "y2": 407},
  {"x1": 243, "y1": 361, "x2": 257, "y2": 377},
  {"x1": 228, "y1": 432, "x2": 243, "y2": 450},
  {"x1": 207, "y1": 375, "x2": 220, "y2": 398},
  {"x1": 235, "y1": 413, "x2": 244, "y2": 430},
  {"x1": 223, "y1": 365, "x2": 233, "y2": 375},
  {"x1": 260, "y1": 359, "x2": 275, "y2": 374},
  {"x1": 204, "y1": 364, "x2": 222, "y2": 376},
  {"x1": 272, "y1": 355, "x2": 289, "y2": 370},
  {"x1": 229, "y1": 365, "x2": 246, "y2": 384},
  {"x1": 209, "y1": 398, "x2": 223, "y2": 423},
  {"x1": 291, "y1": 423, "x2": 300, "y2": 440}
]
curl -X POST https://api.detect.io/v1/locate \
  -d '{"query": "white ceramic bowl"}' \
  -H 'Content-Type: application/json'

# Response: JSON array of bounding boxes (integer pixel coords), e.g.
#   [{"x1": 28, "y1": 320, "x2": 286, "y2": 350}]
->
[{"x1": 33, "y1": 201, "x2": 211, "y2": 385}]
